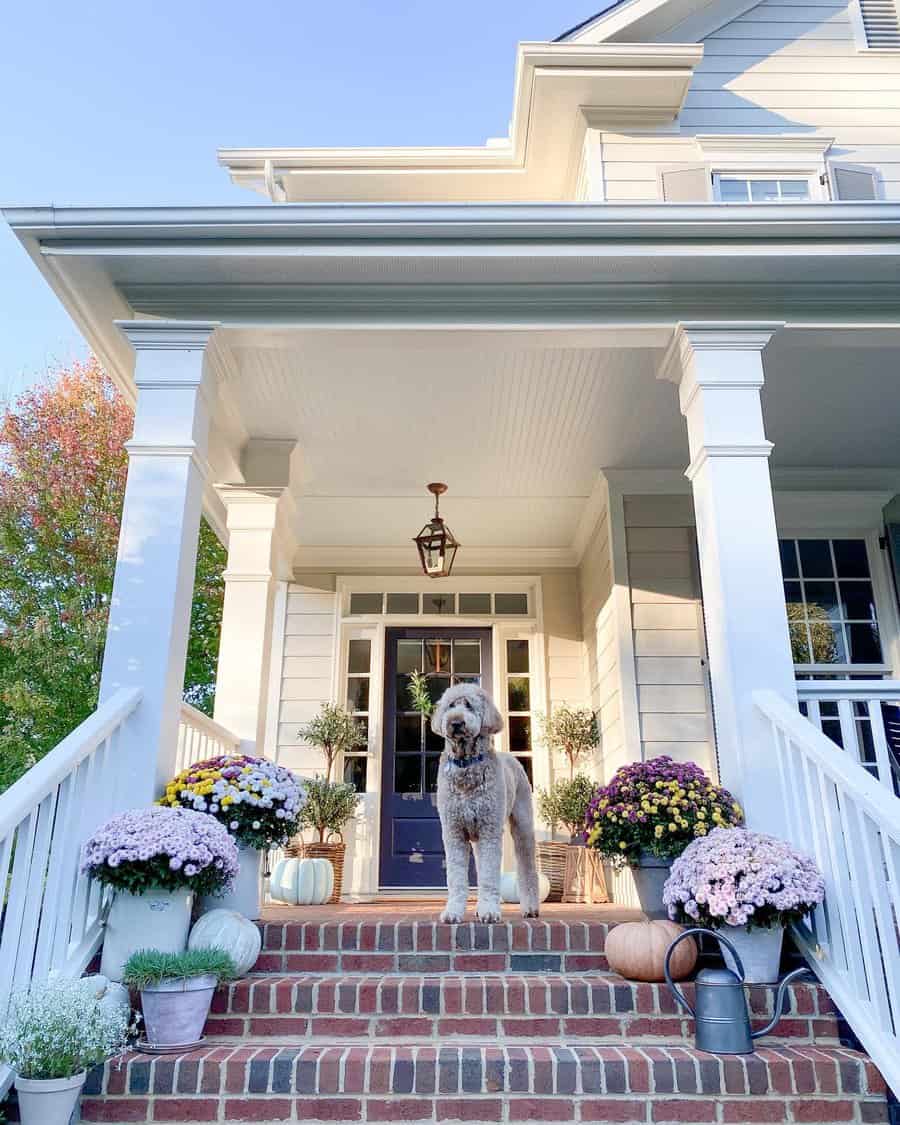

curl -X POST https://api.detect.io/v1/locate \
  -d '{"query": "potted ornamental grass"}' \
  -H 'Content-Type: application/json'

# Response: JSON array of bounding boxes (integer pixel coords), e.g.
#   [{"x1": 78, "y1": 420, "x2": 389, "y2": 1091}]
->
[
  {"x1": 158, "y1": 754, "x2": 306, "y2": 920},
  {"x1": 585, "y1": 756, "x2": 744, "y2": 918},
  {"x1": 0, "y1": 977, "x2": 133, "y2": 1125},
  {"x1": 663, "y1": 826, "x2": 826, "y2": 982},
  {"x1": 287, "y1": 776, "x2": 361, "y2": 902},
  {"x1": 123, "y1": 947, "x2": 236, "y2": 1050},
  {"x1": 536, "y1": 775, "x2": 607, "y2": 904},
  {"x1": 534, "y1": 706, "x2": 600, "y2": 900},
  {"x1": 82, "y1": 806, "x2": 239, "y2": 981}
]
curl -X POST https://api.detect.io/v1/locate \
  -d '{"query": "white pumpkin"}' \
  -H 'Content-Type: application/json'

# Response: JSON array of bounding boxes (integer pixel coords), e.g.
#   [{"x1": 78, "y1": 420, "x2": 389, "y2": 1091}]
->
[
  {"x1": 499, "y1": 870, "x2": 551, "y2": 904},
  {"x1": 269, "y1": 857, "x2": 334, "y2": 906},
  {"x1": 188, "y1": 908, "x2": 261, "y2": 976}
]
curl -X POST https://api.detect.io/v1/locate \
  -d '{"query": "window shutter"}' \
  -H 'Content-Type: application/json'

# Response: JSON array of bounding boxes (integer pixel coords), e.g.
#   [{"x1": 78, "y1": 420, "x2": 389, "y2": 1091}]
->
[
  {"x1": 658, "y1": 165, "x2": 712, "y2": 202},
  {"x1": 859, "y1": 0, "x2": 900, "y2": 47},
  {"x1": 830, "y1": 163, "x2": 880, "y2": 200}
]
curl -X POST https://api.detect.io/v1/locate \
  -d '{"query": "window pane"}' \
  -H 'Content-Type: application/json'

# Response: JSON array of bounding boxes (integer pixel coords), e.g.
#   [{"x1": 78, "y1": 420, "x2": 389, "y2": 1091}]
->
[
  {"x1": 515, "y1": 756, "x2": 534, "y2": 787},
  {"x1": 427, "y1": 675, "x2": 451, "y2": 705},
  {"x1": 780, "y1": 179, "x2": 810, "y2": 199},
  {"x1": 509, "y1": 715, "x2": 531, "y2": 753},
  {"x1": 347, "y1": 677, "x2": 369, "y2": 713},
  {"x1": 397, "y1": 640, "x2": 423, "y2": 674},
  {"x1": 833, "y1": 539, "x2": 870, "y2": 578},
  {"x1": 348, "y1": 639, "x2": 371, "y2": 674},
  {"x1": 344, "y1": 756, "x2": 368, "y2": 793},
  {"x1": 798, "y1": 540, "x2": 833, "y2": 578},
  {"x1": 803, "y1": 581, "x2": 840, "y2": 622},
  {"x1": 508, "y1": 677, "x2": 531, "y2": 712},
  {"x1": 425, "y1": 641, "x2": 451, "y2": 674},
  {"x1": 396, "y1": 713, "x2": 422, "y2": 753},
  {"x1": 750, "y1": 179, "x2": 780, "y2": 202},
  {"x1": 349, "y1": 592, "x2": 382, "y2": 614},
  {"x1": 784, "y1": 581, "x2": 804, "y2": 619},
  {"x1": 459, "y1": 593, "x2": 491, "y2": 614},
  {"x1": 810, "y1": 621, "x2": 846, "y2": 664},
  {"x1": 395, "y1": 756, "x2": 422, "y2": 794},
  {"x1": 507, "y1": 639, "x2": 530, "y2": 674},
  {"x1": 719, "y1": 178, "x2": 749, "y2": 202},
  {"x1": 386, "y1": 592, "x2": 419, "y2": 614},
  {"x1": 425, "y1": 755, "x2": 441, "y2": 794},
  {"x1": 423, "y1": 592, "x2": 456, "y2": 615},
  {"x1": 495, "y1": 593, "x2": 528, "y2": 615},
  {"x1": 841, "y1": 582, "x2": 877, "y2": 621},
  {"x1": 847, "y1": 623, "x2": 882, "y2": 665},
  {"x1": 453, "y1": 640, "x2": 481, "y2": 674},
  {"x1": 779, "y1": 540, "x2": 800, "y2": 578},
  {"x1": 426, "y1": 723, "x2": 444, "y2": 752},
  {"x1": 789, "y1": 623, "x2": 810, "y2": 664}
]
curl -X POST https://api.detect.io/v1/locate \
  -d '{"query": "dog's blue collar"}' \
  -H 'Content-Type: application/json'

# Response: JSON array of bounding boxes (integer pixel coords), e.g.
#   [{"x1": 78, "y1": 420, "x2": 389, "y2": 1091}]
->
[{"x1": 446, "y1": 752, "x2": 485, "y2": 769}]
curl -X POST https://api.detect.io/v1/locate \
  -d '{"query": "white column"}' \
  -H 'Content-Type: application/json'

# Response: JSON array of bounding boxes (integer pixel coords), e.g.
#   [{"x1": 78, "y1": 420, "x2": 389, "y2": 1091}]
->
[
  {"x1": 659, "y1": 322, "x2": 796, "y2": 835},
  {"x1": 100, "y1": 321, "x2": 219, "y2": 802},
  {"x1": 213, "y1": 442, "x2": 295, "y2": 755}
]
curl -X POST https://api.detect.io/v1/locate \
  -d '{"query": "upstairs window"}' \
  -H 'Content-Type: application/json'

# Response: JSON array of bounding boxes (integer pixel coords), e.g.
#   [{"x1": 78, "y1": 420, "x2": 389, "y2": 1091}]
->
[
  {"x1": 714, "y1": 175, "x2": 812, "y2": 203},
  {"x1": 857, "y1": 0, "x2": 900, "y2": 48}
]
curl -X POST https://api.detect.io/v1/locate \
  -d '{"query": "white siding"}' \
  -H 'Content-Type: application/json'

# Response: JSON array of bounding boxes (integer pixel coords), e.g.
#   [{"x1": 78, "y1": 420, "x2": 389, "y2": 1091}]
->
[
  {"x1": 623, "y1": 495, "x2": 716, "y2": 776},
  {"x1": 599, "y1": 0, "x2": 900, "y2": 201}
]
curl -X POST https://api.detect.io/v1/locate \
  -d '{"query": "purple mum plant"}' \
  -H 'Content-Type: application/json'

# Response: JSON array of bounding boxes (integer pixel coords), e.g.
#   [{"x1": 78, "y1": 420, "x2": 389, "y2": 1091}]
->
[
  {"x1": 584, "y1": 756, "x2": 743, "y2": 866},
  {"x1": 82, "y1": 806, "x2": 240, "y2": 897},
  {"x1": 663, "y1": 827, "x2": 826, "y2": 930}
]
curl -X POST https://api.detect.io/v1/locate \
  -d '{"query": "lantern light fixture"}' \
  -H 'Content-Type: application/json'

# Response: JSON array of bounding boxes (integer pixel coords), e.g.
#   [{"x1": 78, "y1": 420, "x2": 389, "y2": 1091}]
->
[{"x1": 413, "y1": 483, "x2": 460, "y2": 578}]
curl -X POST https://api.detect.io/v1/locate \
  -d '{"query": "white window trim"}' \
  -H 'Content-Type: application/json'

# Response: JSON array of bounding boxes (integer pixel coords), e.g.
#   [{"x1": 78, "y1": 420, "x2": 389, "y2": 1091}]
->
[
  {"x1": 712, "y1": 173, "x2": 821, "y2": 203},
  {"x1": 778, "y1": 529, "x2": 899, "y2": 678},
  {"x1": 336, "y1": 574, "x2": 540, "y2": 625},
  {"x1": 695, "y1": 135, "x2": 834, "y2": 202}
]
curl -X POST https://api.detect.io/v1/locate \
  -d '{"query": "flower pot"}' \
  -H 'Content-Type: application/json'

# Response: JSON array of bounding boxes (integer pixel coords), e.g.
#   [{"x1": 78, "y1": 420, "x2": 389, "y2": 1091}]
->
[
  {"x1": 286, "y1": 840, "x2": 346, "y2": 903},
  {"x1": 631, "y1": 851, "x2": 672, "y2": 920},
  {"x1": 15, "y1": 1071, "x2": 86, "y2": 1125},
  {"x1": 562, "y1": 843, "x2": 609, "y2": 905},
  {"x1": 717, "y1": 923, "x2": 785, "y2": 984},
  {"x1": 101, "y1": 888, "x2": 193, "y2": 982},
  {"x1": 140, "y1": 974, "x2": 218, "y2": 1048},
  {"x1": 200, "y1": 845, "x2": 262, "y2": 919},
  {"x1": 535, "y1": 841, "x2": 569, "y2": 903}
]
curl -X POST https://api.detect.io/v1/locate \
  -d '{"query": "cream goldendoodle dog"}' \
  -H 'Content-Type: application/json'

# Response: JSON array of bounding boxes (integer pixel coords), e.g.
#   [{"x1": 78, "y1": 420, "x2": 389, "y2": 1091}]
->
[{"x1": 431, "y1": 682, "x2": 540, "y2": 923}]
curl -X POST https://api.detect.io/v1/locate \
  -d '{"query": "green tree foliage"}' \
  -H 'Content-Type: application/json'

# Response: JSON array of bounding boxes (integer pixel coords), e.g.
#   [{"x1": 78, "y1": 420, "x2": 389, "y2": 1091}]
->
[
  {"x1": 536, "y1": 704, "x2": 600, "y2": 780},
  {"x1": 0, "y1": 358, "x2": 226, "y2": 792},
  {"x1": 298, "y1": 703, "x2": 367, "y2": 782}
]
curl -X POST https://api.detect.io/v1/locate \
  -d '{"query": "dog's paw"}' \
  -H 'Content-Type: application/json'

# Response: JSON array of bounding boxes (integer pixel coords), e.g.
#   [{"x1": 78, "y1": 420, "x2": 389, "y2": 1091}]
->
[
  {"x1": 440, "y1": 909, "x2": 465, "y2": 924},
  {"x1": 521, "y1": 908, "x2": 540, "y2": 919},
  {"x1": 475, "y1": 907, "x2": 502, "y2": 924}
]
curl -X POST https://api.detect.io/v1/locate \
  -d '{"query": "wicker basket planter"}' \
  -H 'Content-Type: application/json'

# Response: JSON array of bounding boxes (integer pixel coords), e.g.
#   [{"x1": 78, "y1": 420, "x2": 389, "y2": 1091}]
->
[
  {"x1": 536, "y1": 841, "x2": 569, "y2": 903},
  {"x1": 285, "y1": 840, "x2": 345, "y2": 904},
  {"x1": 562, "y1": 844, "x2": 609, "y2": 905}
]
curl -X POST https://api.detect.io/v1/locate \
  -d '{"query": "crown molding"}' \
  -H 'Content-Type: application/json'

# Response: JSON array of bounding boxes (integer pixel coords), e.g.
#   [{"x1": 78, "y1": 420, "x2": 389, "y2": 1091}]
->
[
  {"x1": 291, "y1": 545, "x2": 578, "y2": 570},
  {"x1": 114, "y1": 320, "x2": 220, "y2": 351}
]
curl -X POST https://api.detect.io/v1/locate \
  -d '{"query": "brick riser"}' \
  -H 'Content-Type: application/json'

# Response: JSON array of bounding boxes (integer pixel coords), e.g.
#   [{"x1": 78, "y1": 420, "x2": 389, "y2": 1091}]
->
[
  {"x1": 80, "y1": 1043, "x2": 888, "y2": 1123},
  {"x1": 207, "y1": 974, "x2": 842, "y2": 1046}
]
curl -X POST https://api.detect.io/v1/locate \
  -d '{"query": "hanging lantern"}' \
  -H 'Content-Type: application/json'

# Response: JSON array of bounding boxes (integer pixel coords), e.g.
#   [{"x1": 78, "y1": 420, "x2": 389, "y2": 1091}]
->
[{"x1": 413, "y1": 483, "x2": 460, "y2": 578}]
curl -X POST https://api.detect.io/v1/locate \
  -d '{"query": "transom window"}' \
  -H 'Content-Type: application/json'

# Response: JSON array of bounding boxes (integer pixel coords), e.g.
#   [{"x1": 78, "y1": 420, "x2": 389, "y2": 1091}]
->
[
  {"x1": 779, "y1": 538, "x2": 884, "y2": 670},
  {"x1": 715, "y1": 175, "x2": 812, "y2": 203},
  {"x1": 348, "y1": 590, "x2": 529, "y2": 616}
]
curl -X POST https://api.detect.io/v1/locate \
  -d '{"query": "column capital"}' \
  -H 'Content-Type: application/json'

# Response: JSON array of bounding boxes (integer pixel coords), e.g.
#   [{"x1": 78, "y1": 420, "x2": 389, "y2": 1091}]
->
[
  {"x1": 658, "y1": 321, "x2": 783, "y2": 388},
  {"x1": 115, "y1": 320, "x2": 221, "y2": 353}
]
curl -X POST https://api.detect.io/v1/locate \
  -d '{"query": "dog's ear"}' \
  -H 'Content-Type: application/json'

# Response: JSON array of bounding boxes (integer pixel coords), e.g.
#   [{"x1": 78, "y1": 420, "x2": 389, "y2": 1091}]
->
[
  {"x1": 480, "y1": 691, "x2": 504, "y2": 735},
  {"x1": 430, "y1": 693, "x2": 447, "y2": 736}
]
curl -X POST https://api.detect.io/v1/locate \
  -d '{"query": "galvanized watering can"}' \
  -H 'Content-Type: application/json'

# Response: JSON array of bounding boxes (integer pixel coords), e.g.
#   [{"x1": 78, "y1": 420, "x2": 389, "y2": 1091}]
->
[{"x1": 664, "y1": 927, "x2": 808, "y2": 1055}]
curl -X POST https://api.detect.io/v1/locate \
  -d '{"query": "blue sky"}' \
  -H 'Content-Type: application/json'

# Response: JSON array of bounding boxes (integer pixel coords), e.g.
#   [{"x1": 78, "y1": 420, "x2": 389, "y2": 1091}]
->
[{"x1": 0, "y1": 1, "x2": 602, "y2": 401}]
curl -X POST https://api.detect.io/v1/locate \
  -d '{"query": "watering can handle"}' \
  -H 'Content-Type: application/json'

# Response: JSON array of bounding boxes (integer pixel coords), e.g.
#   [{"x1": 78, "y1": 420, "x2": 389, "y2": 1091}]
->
[
  {"x1": 750, "y1": 966, "x2": 810, "y2": 1040},
  {"x1": 664, "y1": 926, "x2": 749, "y2": 1017}
]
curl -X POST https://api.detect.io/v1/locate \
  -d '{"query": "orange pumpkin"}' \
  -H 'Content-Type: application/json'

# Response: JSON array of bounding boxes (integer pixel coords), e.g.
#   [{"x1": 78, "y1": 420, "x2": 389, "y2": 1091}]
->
[{"x1": 605, "y1": 919, "x2": 697, "y2": 982}]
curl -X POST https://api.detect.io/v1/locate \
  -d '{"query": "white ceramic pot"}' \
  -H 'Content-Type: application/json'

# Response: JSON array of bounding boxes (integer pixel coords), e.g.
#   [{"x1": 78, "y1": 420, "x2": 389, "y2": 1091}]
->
[
  {"x1": 141, "y1": 974, "x2": 218, "y2": 1047},
  {"x1": 200, "y1": 845, "x2": 262, "y2": 920},
  {"x1": 718, "y1": 923, "x2": 785, "y2": 984},
  {"x1": 631, "y1": 851, "x2": 672, "y2": 921},
  {"x1": 100, "y1": 888, "x2": 193, "y2": 982},
  {"x1": 15, "y1": 1071, "x2": 86, "y2": 1125}
]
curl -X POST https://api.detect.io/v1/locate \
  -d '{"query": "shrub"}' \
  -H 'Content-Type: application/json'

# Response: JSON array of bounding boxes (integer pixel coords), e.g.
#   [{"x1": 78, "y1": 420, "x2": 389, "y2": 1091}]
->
[
  {"x1": 298, "y1": 703, "x2": 367, "y2": 782},
  {"x1": 81, "y1": 806, "x2": 239, "y2": 896},
  {"x1": 0, "y1": 977, "x2": 133, "y2": 1080},
  {"x1": 122, "y1": 947, "x2": 237, "y2": 989},
  {"x1": 537, "y1": 706, "x2": 600, "y2": 779},
  {"x1": 585, "y1": 756, "x2": 743, "y2": 867},
  {"x1": 537, "y1": 775, "x2": 596, "y2": 840},
  {"x1": 663, "y1": 827, "x2": 826, "y2": 930},
  {"x1": 296, "y1": 776, "x2": 361, "y2": 844},
  {"x1": 158, "y1": 755, "x2": 306, "y2": 849}
]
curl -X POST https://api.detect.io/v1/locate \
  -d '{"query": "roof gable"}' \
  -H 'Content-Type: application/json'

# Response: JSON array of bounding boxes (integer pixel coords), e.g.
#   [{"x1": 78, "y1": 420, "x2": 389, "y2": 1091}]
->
[{"x1": 557, "y1": 0, "x2": 765, "y2": 44}]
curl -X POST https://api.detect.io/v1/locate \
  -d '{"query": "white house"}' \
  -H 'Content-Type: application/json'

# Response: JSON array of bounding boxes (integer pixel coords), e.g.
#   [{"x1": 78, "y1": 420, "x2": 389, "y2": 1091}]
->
[{"x1": 3, "y1": 0, "x2": 900, "y2": 1115}]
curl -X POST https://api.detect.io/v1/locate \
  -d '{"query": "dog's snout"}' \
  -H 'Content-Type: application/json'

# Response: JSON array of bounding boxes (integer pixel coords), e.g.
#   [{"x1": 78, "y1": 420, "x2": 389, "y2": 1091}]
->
[{"x1": 449, "y1": 718, "x2": 465, "y2": 733}]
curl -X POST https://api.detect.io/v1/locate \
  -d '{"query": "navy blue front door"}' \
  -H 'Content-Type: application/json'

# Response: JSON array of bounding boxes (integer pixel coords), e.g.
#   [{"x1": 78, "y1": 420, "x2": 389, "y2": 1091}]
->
[{"x1": 379, "y1": 627, "x2": 493, "y2": 889}]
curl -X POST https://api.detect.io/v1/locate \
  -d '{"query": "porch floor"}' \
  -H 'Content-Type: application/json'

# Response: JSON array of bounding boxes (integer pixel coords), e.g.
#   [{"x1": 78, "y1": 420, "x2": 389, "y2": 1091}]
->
[{"x1": 261, "y1": 900, "x2": 645, "y2": 923}]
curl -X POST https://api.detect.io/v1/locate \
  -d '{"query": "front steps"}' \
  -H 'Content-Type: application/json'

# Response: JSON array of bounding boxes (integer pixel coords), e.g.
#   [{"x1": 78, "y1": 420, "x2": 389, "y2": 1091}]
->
[{"x1": 76, "y1": 911, "x2": 888, "y2": 1124}]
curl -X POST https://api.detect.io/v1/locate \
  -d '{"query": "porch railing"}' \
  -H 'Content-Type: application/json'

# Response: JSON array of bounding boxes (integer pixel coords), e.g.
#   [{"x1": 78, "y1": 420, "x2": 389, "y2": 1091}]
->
[
  {"x1": 797, "y1": 680, "x2": 900, "y2": 795},
  {"x1": 0, "y1": 686, "x2": 143, "y2": 1094},
  {"x1": 176, "y1": 701, "x2": 241, "y2": 772},
  {"x1": 755, "y1": 688, "x2": 900, "y2": 1096}
]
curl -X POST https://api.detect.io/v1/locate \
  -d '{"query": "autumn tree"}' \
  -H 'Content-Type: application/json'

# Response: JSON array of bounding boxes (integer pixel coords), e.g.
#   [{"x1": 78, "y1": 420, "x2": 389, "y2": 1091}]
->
[{"x1": 0, "y1": 358, "x2": 226, "y2": 791}]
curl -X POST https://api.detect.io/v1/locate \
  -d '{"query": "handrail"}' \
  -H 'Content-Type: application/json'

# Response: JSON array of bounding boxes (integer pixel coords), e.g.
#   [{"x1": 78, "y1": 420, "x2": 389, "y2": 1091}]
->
[
  {"x1": 0, "y1": 687, "x2": 143, "y2": 1096},
  {"x1": 755, "y1": 688, "x2": 900, "y2": 1095},
  {"x1": 175, "y1": 701, "x2": 241, "y2": 773}
]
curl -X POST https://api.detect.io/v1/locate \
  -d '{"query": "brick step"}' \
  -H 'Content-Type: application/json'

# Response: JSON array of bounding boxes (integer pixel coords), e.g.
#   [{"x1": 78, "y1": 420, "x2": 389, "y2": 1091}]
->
[
  {"x1": 256, "y1": 919, "x2": 613, "y2": 975},
  {"x1": 208, "y1": 973, "x2": 841, "y2": 1046},
  {"x1": 81, "y1": 1042, "x2": 888, "y2": 1123}
]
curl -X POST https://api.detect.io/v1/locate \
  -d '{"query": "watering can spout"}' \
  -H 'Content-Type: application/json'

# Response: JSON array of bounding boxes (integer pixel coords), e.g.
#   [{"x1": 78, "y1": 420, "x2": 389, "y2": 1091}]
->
[{"x1": 751, "y1": 967, "x2": 810, "y2": 1040}]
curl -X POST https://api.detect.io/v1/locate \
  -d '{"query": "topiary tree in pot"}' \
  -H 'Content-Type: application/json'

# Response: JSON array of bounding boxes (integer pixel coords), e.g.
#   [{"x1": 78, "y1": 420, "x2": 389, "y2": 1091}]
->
[
  {"x1": 536, "y1": 705, "x2": 600, "y2": 780},
  {"x1": 298, "y1": 703, "x2": 366, "y2": 783},
  {"x1": 536, "y1": 775, "x2": 608, "y2": 905},
  {"x1": 287, "y1": 777, "x2": 361, "y2": 903}
]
